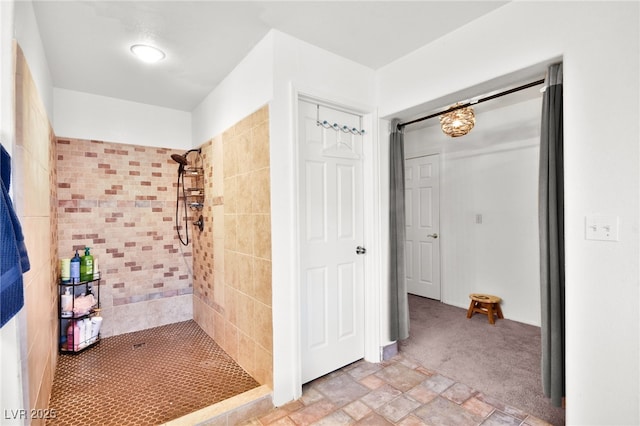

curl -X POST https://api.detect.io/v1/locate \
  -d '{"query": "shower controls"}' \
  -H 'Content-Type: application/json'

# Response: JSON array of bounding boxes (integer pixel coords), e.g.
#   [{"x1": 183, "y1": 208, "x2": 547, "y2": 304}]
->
[
  {"x1": 194, "y1": 215, "x2": 204, "y2": 232},
  {"x1": 171, "y1": 149, "x2": 204, "y2": 245}
]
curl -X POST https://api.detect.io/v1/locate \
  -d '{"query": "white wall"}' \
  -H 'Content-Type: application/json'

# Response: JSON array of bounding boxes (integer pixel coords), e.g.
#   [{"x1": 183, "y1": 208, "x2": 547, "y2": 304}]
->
[
  {"x1": 53, "y1": 88, "x2": 191, "y2": 150},
  {"x1": 378, "y1": 2, "x2": 639, "y2": 424},
  {"x1": 268, "y1": 30, "x2": 376, "y2": 406},
  {"x1": 191, "y1": 32, "x2": 274, "y2": 146},
  {"x1": 13, "y1": 0, "x2": 52, "y2": 119},
  {"x1": 192, "y1": 30, "x2": 378, "y2": 406},
  {"x1": 404, "y1": 97, "x2": 542, "y2": 326}
]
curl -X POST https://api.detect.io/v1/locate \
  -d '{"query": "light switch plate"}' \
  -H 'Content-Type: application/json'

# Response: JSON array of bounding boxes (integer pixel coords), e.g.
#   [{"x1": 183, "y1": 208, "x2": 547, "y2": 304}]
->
[{"x1": 585, "y1": 215, "x2": 619, "y2": 241}]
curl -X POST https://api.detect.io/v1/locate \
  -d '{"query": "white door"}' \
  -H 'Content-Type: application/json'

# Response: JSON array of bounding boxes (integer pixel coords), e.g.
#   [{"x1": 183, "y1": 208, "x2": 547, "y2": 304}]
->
[
  {"x1": 405, "y1": 155, "x2": 441, "y2": 299},
  {"x1": 298, "y1": 99, "x2": 365, "y2": 384}
]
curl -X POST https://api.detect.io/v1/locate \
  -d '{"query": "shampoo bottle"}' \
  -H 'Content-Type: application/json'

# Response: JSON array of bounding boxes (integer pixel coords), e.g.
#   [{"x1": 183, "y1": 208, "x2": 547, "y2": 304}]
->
[
  {"x1": 70, "y1": 250, "x2": 81, "y2": 283},
  {"x1": 80, "y1": 247, "x2": 93, "y2": 282}
]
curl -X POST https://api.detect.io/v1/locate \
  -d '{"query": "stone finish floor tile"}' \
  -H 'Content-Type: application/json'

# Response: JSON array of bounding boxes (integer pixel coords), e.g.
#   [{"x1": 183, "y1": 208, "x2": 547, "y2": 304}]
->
[
  {"x1": 481, "y1": 410, "x2": 524, "y2": 426},
  {"x1": 309, "y1": 410, "x2": 353, "y2": 425},
  {"x1": 354, "y1": 412, "x2": 394, "y2": 425},
  {"x1": 375, "y1": 395, "x2": 421, "y2": 423},
  {"x1": 441, "y1": 382, "x2": 477, "y2": 404},
  {"x1": 342, "y1": 400, "x2": 372, "y2": 421},
  {"x1": 420, "y1": 374, "x2": 456, "y2": 394},
  {"x1": 476, "y1": 393, "x2": 528, "y2": 420},
  {"x1": 313, "y1": 373, "x2": 370, "y2": 407},
  {"x1": 288, "y1": 400, "x2": 337, "y2": 425},
  {"x1": 359, "y1": 374, "x2": 386, "y2": 390},
  {"x1": 413, "y1": 396, "x2": 483, "y2": 426},
  {"x1": 396, "y1": 414, "x2": 428, "y2": 426},
  {"x1": 374, "y1": 363, "x2": 428, "y2": 392},
  {"x1": 346, "y1": 360, "x2": 384, "y2": 380},
  {"x1": 523, "y1": 415, "x2": 554, "y2": 426},
  {"x1": 360, "y1": 384, "x2": 403, "y2": 410},
  {"x1": 462, "y1": 396, "x2": 495, "y2": 418},
  {"x1": 250, "y1": 353, "x2": 562, "y2": 426}
]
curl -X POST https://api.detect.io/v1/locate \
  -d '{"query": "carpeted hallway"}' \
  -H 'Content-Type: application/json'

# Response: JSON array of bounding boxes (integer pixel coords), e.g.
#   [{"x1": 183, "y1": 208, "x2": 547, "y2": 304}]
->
[{"x1": 400, "y1": 295, "x2": 565, "y2": 426}]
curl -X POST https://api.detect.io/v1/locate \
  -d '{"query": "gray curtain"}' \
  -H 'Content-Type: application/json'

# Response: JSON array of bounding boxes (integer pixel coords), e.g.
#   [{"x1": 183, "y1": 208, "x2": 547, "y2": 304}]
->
[
  {"x1": 389, "y1": 119, "x2": 409, "y2": 341},
  {"x1": 539, "y1": 62, "x2": 565, "y2": 407}
]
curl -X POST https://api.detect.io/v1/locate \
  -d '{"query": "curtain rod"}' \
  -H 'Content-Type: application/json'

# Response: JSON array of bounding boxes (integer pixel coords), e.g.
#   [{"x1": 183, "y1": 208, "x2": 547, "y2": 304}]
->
[{"x1": 397, "y1": 78, "x2": 545, "y2": 131}]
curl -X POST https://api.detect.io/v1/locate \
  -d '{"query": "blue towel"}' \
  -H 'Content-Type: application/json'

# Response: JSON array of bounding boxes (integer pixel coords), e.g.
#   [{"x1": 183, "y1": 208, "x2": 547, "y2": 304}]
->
[{"x1": 1, "y1": 144, "x2": 30, "y2": 328}]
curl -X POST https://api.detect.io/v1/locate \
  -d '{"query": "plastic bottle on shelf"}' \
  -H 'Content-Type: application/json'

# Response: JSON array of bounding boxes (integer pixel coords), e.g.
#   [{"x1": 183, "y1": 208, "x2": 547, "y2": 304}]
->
[
  {"x1": 77, "y1": 320, "x2": 86, "y2": 350},
  {"x1": 83, "y1": 318, "x2": 92, "y2": 346},
  {"x1": 70, "y1": 250, "x2": 81, "y2": 283},
  {"x1": 60, "y1": 258, "x2": 71, "y2": 283},
  {"x1": 80, "y1": 247, "x2": 93, "y2": 282},
  {"x1": 72, "y1": 320, "x2": 80, "y2": 351},
  {"x1": 93, "y1": 256, "x2": 100, "y2": 280},
  {"x1": 61, "y1": 287, "x2": 72, "y2": 317},
  {"x1": 66, "y1": 321, "x2": 74, "y2": 351}
]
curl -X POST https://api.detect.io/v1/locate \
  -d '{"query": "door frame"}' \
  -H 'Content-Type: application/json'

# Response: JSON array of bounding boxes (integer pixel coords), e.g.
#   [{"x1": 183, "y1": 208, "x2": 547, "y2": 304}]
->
[{"x1": 291, "y1": 86, "x2": 382, "y2": 397}]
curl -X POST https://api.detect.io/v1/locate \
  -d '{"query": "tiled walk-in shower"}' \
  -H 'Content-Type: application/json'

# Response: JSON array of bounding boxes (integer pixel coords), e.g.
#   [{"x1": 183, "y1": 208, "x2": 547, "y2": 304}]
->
[{"x1": 47, "y1": 320, "x2": 261, "y2": 425}]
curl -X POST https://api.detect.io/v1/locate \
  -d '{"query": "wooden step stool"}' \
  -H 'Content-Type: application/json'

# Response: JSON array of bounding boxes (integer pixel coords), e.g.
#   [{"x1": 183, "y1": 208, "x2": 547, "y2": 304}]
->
[{"x1": 466, "y1": 293, "x2": 503, "y2": 325}]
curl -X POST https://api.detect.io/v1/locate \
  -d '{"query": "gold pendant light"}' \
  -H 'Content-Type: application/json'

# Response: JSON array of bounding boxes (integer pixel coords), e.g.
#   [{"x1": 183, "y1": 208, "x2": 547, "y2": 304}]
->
[{"x1": 440, "y1": 103, "x2": 475, "y2": 137}]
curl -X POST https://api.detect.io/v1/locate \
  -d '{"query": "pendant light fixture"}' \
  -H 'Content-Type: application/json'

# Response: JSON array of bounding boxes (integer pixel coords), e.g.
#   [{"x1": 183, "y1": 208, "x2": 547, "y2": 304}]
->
[{"x1": 439, "y1": 103, "x2": 475, "y2": 137}]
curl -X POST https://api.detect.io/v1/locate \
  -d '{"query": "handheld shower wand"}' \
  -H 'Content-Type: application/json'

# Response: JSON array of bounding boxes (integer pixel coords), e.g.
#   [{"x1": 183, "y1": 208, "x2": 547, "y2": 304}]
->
[{"x1": 171, "y1": 148, "x2": 202, "y2": 245}]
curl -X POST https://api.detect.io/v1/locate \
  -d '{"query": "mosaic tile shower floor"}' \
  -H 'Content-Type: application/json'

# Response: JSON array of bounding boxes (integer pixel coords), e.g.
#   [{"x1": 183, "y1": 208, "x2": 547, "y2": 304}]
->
[{"x1": 47, "y1": 320, "x2": 259, "y2": 426}]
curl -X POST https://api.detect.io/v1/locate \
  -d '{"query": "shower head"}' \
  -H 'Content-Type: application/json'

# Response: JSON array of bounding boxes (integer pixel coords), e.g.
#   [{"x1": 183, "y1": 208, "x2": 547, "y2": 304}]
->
[{"x1": 171, "y1": 153, "x2": 188, "y2": 166}]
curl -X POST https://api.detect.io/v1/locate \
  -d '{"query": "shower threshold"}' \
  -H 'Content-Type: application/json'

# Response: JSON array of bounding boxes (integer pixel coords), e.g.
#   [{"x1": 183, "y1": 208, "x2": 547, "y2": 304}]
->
[{"x1": 47, "y1": 320, "x2": 270, "y2": 425}]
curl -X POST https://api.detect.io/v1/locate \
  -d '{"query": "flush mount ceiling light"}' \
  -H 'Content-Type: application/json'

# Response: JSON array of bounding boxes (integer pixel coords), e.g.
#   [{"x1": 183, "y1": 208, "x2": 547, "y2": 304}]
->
[
  {"x1": 130, "y1": 44, "x2": 165, "y2": 64},
  {"x1": 439, "y1": 103, "x2": 476, "y2": 137}
]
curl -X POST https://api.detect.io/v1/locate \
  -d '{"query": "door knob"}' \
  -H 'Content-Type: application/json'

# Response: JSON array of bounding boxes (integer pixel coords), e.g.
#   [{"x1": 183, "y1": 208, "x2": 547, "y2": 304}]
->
[
  {"x1": 427, "y1": 233, "x2": 438, "y2": 239},
  {"x1": 356, "y1": 246, "x2": 367, "y2": 255}
]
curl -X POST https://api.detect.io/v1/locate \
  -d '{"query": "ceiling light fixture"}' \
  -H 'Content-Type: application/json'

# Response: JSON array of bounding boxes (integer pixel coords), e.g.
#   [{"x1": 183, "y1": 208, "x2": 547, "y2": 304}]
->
[
  {"x1": 130, "y1": 44, "x2": 165, "y2": 64},
  {"x1": 439, "y1": 103, "x2": 475, "y2": 137}
]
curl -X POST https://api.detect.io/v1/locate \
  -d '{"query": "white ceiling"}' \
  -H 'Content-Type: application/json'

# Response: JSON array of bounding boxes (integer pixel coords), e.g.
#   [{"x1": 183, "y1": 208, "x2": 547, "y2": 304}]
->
[{"x1": 32, "y1": 1, "x2": 508, "y2": 112}]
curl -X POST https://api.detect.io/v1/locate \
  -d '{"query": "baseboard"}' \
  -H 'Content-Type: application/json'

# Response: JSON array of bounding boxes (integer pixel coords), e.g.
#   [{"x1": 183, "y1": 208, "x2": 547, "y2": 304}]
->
[{"x1": 382, "y1": 341, "x2": 398, "y2": 360}]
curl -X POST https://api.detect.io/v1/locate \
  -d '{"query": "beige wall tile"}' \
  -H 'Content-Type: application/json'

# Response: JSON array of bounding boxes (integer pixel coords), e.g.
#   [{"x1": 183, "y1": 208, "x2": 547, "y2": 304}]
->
[
  {"x1": 236, "y1": 214, "x2": 255, "y2": 255},
  {"x1": 251, "y1": 168, "x2": 271, "y2": 214},
  {"x1": 237, "y1": 253, "x2": 254, "y2": 297},
  {"x1": 254, "y1": 214, "x2": 272, "y2": 260},
  {"x1": 251, "y1": 121, "x2": 270, "y2": 171},
  {"x1": 254, "y1": 344, "x2": 273, "y2": 388},
  {"x1": 224, "y1": 322, "x2": 239, "y2": 361},
  {"x1": 223, "y1": 214, "x2": 237, "y2": 250},
  {"x1": 254, "y1": 301, "x2": 273, "y2": 352},
  {"x1": 15, "y1": 44, "x2": 58, "y2": 417},
  {"x1": 224, "y1": 177, "x2": 237, "y2": 214},
  {"x1": 253, "y1": 258, "x2": 272, "y2": 307},
  {"x1": 238, "y1": 332, "x2": 256, "y2": 375},
  {"x1": 193, "y1": 105, "x2": 272, "y2": 387}
]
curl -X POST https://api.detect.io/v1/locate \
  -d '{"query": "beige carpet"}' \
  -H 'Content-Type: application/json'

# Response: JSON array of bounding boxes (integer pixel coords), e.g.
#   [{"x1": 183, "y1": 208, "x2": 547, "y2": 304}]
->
[{"x1": 400, "y1": 294, "x2": 565, "y2": 425}]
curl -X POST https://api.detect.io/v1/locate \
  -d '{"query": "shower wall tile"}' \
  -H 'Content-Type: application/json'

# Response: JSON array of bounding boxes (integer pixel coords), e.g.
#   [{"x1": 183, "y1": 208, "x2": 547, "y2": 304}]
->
[
  {"x1": 14, "y1": 44, "x2": 59, "y2": 423},
  {"x1": 193, "y1": 105, "x2": 272, "y2": 388},
  {"x1": 56, "y1": 137, "x2": 194, "y2": 336}
]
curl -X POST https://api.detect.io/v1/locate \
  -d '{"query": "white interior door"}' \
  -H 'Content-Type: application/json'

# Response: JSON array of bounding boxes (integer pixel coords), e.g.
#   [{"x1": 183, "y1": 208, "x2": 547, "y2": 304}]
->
[
  {"x1": 298, "y1": 100, "x2": 365, "y2": 384},
  {"x1": 405, "y1": 155, "x2": 441, "y2": 299}
]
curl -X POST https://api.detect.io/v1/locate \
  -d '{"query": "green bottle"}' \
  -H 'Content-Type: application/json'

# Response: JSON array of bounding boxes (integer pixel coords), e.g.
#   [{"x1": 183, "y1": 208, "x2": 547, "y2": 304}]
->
[{"x1": 80, "y1": 247, "x2": 94, "y2": 282}]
